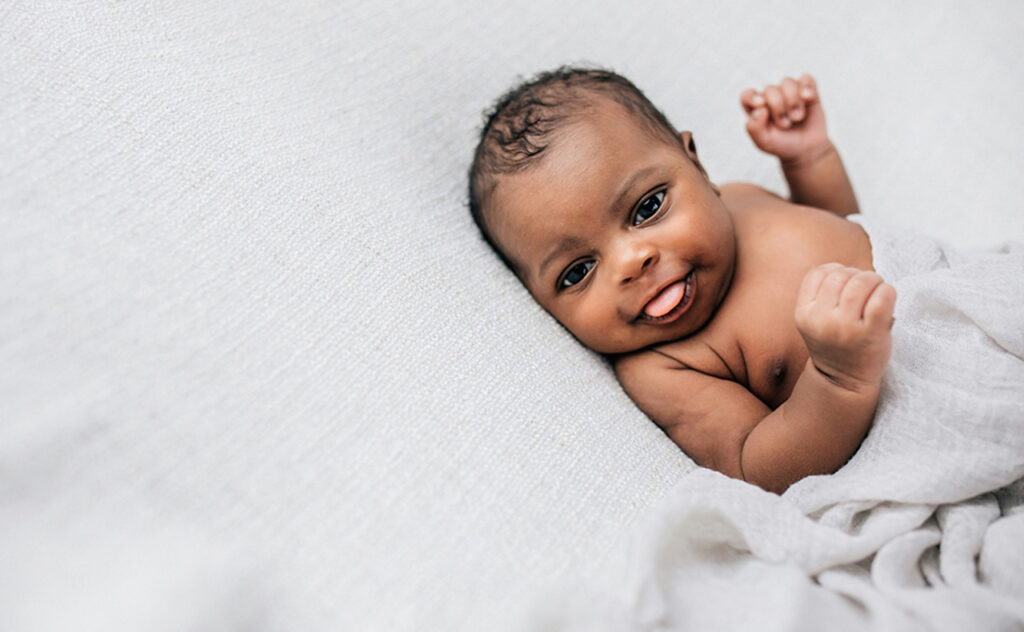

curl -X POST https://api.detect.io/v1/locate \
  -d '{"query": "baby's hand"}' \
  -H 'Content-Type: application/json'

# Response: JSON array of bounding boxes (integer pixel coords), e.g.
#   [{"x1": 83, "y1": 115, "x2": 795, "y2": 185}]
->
[
  {"x1": 795, "y1": 264, "x2": 896, "y2": 393},
  {"x1": 741, "y1": 74, "x2": 829, "y2": 164}
]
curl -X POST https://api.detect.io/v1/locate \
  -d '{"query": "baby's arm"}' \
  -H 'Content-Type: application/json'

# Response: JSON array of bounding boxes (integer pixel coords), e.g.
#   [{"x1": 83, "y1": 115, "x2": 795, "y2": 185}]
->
[
  {"x1": 616, "y1": 265, "x2": 895, "y2": 493},
  {"x1": 740, "y1": 75, "x2": 859, "y2": 217}
]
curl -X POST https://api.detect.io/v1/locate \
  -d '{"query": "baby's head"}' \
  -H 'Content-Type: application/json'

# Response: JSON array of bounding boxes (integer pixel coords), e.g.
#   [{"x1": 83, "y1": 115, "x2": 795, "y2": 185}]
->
[{"x1": 469, "y1": 67, "x2": 736, "y2": 355}]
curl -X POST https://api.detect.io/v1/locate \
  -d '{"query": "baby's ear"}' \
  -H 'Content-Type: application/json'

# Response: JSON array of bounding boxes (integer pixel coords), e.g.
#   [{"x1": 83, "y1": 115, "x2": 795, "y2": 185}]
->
[
  {"x1": 679, "y1": 131, "x2": 720, "y2": 196},
  {"x1": 679, "y1": 131, "x2": 698, "y2": 158}
]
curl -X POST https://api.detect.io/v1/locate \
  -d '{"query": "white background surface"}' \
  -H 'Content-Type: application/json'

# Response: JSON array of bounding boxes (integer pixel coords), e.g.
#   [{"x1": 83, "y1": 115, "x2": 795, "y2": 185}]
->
[{"x1": 3, "y1": 2, "x2": 1023, "y2": 629}]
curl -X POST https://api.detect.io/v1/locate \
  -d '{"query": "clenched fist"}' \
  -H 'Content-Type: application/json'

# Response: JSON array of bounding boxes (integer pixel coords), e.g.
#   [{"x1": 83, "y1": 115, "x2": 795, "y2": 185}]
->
[
  {"x1": 795, "y1": 263, "x2": 896, "y2": 393},
  {"x1": 741, "y1": 74, "x2": 830, "y2": 165}
]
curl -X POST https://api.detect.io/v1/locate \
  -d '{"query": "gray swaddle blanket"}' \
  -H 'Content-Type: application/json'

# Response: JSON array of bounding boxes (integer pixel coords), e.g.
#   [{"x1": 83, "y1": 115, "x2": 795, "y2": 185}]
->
[{"x1": 528, "y1": 216, "x2": 1024, "y2": 631}]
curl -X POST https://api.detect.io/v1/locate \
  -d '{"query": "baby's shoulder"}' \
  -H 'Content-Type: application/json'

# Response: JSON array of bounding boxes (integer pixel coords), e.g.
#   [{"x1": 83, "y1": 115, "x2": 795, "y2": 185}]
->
[
  {"x1": 721, "y1": 181, "x2": 866, "y2": 250},
  {"x1": 719, "y1": 182, "x2": 786, "y2": 208}
]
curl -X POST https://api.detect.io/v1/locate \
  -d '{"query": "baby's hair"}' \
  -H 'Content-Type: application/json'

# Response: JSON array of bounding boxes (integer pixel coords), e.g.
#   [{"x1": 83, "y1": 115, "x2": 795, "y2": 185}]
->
[{"x1": 468, "y1": 66, "x2": 683, "y2": 269}]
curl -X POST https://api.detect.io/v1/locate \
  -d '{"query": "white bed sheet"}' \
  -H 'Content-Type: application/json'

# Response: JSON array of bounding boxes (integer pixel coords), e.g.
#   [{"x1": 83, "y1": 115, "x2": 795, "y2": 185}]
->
[{"x1": 3, "y1": 1, "x2": 1023, "y2": 630}]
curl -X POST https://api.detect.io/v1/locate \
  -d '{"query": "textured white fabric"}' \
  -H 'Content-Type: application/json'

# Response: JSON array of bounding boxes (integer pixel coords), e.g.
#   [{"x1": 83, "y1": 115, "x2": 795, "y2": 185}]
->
[
  {"x1": 3, "y1": 2, "x2": 1024, "y2": 630},
  {"x1": 526, "y1": 220, "x2": 1024, "y2": 631}
]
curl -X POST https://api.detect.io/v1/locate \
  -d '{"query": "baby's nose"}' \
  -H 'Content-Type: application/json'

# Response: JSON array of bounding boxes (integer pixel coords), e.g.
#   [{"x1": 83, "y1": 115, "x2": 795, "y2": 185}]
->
[{"x1": 617, "y1": 243, "x2": 658, "y2": 285}]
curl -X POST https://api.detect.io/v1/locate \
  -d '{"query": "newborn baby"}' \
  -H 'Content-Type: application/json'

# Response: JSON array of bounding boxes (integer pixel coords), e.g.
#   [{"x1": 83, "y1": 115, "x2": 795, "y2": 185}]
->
[{"x1": 468, "y1": 68, "x2": 896, "y2": 493}]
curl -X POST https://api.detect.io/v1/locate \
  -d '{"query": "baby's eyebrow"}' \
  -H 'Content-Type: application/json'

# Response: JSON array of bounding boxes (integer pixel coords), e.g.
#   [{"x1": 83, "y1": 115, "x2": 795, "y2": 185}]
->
[
  {"x1": 538, "y1": 235, "x2": 586, "y2": 280},
  {"x1": 610, "y1": 165, "x2": 660, "y2": 219}
]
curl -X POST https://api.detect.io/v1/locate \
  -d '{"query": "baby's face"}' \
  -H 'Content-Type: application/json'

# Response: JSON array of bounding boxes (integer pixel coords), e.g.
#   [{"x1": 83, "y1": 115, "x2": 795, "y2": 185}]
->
[{"x1": 486, "y1": 99, "x2": 737, "y2": 355}]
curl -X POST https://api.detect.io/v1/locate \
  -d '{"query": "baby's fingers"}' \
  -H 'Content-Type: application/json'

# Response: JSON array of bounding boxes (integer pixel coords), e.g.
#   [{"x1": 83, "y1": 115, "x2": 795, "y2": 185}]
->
[
  {"x1": 740, "y1": 88, "x2": 763, "y2": 114},
  {"x1": 798, "y1": 74, "x2": 817, "y2": 102},
  {"x1": 796, "y1": 262, "x2": 845, "y2": 308},
  {"x1": 780, "y1": 77, "x2": 805, "y2": 124},
  {"x1": 741, "y1": 89, "x2": 769, "y2": 129},
  {"x1": 744, "y1": 106, "x2": 769, "y2": 142},
  {"x1": 837, "y1": 271, "x2": 884, "y2": 319},
  {"x1": 864, "y1": 282, "x2": 897, "y2": 330},
  {"x1": 762, "y1": 85, "x2": 790, "y2": 129}
]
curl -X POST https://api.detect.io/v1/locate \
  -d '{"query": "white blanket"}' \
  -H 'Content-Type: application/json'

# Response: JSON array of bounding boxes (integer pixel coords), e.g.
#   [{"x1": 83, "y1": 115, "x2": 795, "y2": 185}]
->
[{"x1": 528, "y1": 218, "x2": 1024, "y2": 631}]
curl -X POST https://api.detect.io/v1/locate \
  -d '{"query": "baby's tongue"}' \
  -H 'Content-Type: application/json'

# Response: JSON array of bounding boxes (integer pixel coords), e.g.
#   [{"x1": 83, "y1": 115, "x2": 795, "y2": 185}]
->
[{"x1": 644, "y1": 281, "x2": 685, "y2": 318}]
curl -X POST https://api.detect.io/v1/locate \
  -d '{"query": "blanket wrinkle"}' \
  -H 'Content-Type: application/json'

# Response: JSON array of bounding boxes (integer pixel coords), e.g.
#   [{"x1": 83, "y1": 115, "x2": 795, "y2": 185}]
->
[
  {"x1": 817, "y1": 566, "x2": 929, "y2": 632},
  {"x1": 980, "y1": 513, "x2": 1024, "y2": 598},
  {"x1": 935, "y1": 496, "x2": 1000, "y2": 588},
  {"x1": 871, "y1": 522, "x2": 939, "y2": 591}
]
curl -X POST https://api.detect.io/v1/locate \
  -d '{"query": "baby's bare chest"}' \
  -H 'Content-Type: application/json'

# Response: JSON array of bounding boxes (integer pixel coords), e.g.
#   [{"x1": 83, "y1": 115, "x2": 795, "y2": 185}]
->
[
  {"x1": 658, "y1": 274, "x2": 808, "y2": 408},
  {"x1": 654, "y1": 205, "x2": 873, "y2": 407}
]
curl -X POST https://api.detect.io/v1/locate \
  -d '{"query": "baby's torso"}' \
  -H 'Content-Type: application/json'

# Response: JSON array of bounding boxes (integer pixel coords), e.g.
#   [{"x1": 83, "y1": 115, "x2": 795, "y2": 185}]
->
[{"x1": 649, "y1": 183, "x2": 873, "y2": 408}]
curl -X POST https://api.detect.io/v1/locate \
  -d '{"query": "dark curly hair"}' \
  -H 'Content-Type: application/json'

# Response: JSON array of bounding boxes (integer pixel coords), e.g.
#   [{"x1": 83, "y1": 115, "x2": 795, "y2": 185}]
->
[{"x1": 467, "y1": 66, "x2": 683, "y2": 270}]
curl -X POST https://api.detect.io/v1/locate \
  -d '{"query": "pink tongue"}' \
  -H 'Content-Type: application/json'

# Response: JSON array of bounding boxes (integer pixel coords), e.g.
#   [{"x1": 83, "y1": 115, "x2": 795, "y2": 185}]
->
[{"x1": 644, "y1": 281, "x2": 685, "y2": 318}]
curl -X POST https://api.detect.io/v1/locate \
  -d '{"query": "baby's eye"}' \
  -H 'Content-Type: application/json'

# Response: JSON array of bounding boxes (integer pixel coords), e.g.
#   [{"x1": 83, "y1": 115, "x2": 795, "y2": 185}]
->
[
  {"x1": 633, "y1": 191, "x2": 665, "y2": 226},
  {"x1": 560, "y1": 260, "x2": 595, "y2": 289}
]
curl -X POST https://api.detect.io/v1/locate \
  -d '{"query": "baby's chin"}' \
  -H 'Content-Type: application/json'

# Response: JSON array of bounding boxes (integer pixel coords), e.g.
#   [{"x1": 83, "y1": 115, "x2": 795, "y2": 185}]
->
[
  {"x1": 582, "y1": 325, "x2": 699, "y2": 357},
  {"x1": 567, "y1": 329, "x2": 636, "y2": 357}
]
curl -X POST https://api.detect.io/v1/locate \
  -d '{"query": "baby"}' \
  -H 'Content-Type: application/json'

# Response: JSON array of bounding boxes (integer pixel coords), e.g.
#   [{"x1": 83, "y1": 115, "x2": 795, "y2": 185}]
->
[{"x1": 468, "y1": 68, "x2": 896, "y2": 493}]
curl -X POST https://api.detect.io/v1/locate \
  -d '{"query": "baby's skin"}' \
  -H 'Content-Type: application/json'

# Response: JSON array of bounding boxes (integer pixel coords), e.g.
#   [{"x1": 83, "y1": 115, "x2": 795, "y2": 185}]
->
[{"x1": 487, "y1": 75, "x2": 896, "y2": 493}]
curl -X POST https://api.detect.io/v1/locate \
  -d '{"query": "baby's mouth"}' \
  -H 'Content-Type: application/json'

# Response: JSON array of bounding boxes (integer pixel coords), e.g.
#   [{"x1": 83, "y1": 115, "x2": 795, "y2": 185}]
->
[{"x1": 640, "y1": 271, "x2": 695, "y2": 324}]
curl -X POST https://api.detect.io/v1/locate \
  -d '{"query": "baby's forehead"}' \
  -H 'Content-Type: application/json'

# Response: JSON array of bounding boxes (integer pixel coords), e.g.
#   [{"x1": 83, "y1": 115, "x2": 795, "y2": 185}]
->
[{"x1": 495, "y1": 101, "x2": 673, "y2": 195}]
